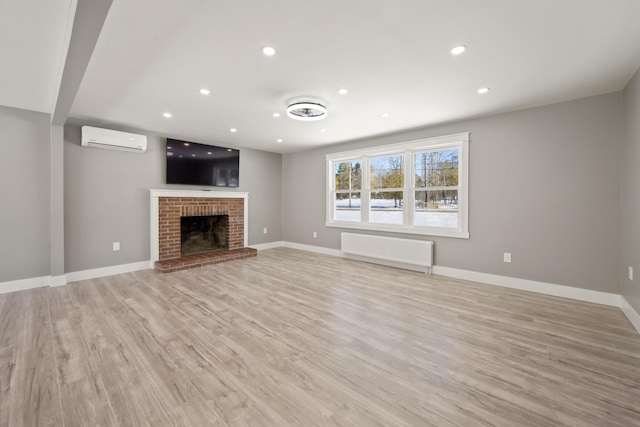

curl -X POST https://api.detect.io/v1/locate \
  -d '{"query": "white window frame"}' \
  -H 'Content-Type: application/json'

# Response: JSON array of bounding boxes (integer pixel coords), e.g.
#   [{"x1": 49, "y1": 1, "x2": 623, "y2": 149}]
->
[{"x1": 326, "y1": 132, "x2": 469, "y2": 239}]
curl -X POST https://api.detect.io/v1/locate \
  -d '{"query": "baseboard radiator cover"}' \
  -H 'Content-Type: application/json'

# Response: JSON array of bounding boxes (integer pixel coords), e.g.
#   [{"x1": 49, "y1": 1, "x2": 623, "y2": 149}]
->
[{"x1": 341, "y1": 232, "x2": 434, "y2": 272}]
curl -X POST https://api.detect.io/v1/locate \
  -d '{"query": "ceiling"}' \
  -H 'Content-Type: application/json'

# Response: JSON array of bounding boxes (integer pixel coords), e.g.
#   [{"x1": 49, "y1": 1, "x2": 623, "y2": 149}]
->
[
  {"x1": 3, "y1": 1, "x2": 640, "y2": 154},
  {"x1": 0, "y1": 0, "x2": 75, "y2": 113}
]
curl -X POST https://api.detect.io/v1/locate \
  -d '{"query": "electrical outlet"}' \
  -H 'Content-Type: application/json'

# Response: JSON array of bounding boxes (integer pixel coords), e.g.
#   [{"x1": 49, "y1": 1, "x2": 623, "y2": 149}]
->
[
  {"x1": 113, "y1": 242, "x2": 120, "y2": 251},
  {"x1": 263, "y1": 227, "x2": 268, "y2": 234},
  {"x1": 503, "y1": 252, "x2": 511, "y2": 263},
  {"x1": 630, "y1": 266, "x2": 634, "y2": 281},
  {"x1": 313, "y1": 231, "x2": 317, "y2": 238}
]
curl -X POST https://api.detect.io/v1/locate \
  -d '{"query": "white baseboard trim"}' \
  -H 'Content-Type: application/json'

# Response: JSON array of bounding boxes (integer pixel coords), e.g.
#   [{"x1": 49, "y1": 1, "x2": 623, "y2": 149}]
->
[
  {"x1": 1, "y1": 243, "x2": 636, "y2": 335},
  {"x1": 250, "y1": 241, "x2": 285, "y2": 251},
  {"x1": 50, "y1": 275, "x2": 68, "y2": 287},
  {"x1": 276, "y1": 241, "x2": 621, "y2": 308},
  {"x1": 66, "y1": 260, "x2": 153, "y2": 284},
  {"x1": 620, "y1": 296, "x2": 640, "y2": 335},
  {"x1": 282, "y1": 241, "x2": 344, "y2": 257},
  {"x1": 432, "y1": 265, "x2": 620, "y2": 307},
  {"x1": 0, "y1": 275, "x2": 50, "y2": 294}
]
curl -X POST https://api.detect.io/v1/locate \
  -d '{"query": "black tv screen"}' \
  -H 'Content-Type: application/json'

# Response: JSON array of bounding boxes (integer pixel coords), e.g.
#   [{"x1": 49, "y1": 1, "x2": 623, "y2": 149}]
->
[{"x1": 166, "y1": 139, "x2": 239, "y2": 187}]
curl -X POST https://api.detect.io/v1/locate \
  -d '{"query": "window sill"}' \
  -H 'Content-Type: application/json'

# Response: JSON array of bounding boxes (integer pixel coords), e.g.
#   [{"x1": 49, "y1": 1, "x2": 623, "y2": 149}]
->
[{"x1": 325, "y1": 221, "x2": 469, "y2": 239}]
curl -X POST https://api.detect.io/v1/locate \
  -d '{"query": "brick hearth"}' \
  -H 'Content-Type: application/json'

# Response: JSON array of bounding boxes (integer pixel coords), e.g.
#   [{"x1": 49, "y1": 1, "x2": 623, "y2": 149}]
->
[
  {"x1": 154, "y1": 247, "x2": 257, "y2": 273},
  {"x1": 155, "y1": 196, "x2": 254, "y2": 272}
]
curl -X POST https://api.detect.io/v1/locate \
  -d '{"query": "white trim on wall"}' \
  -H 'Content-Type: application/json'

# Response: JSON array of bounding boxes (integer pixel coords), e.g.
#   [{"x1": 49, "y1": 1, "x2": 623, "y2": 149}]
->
[
  {"x1": 431, "y1": 265, "x2": 620, "y2": 307},
  {"x1": 66, "y1": 260, "x2": 153, "y2": 283},
  {"x1": 0, "y1": 275, "x2": 50, "y2": 294},
  {"x1": 620, "y1": 296, "x2": 640, "y2": 335},
  {"x1": 1, "y1": 242, "x2": 638, "y2": 337},
  {"x1": 250, "y1": 241, "x2": 285, "y2": 251},
  {"x1": 149, "y1": 189, "x2": 249, "y2": 262},
  {"x1": 50, "y1": 275, "x2": 68, "y2": 287},
  {"x1": 277, "y1": 242, "x2": 623, "y2": 308}
]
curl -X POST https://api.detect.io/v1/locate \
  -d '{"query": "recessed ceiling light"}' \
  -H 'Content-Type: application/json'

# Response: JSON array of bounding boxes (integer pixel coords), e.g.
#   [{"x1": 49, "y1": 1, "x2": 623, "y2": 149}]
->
[
  {"x1": 320, "y1": 128, "x2": 327, "y2": 133},
  {"x1": 262, "y1": 46, "x2": 276, "y2": 56},
  {"x1": 230, "y1": 128, "x2": 237, "y2": 133},
  {"x1": 338, "y1": 88, "x2": 348, "y2": 95},
  {"x1": 273, "y1": 112, "x2": 280, "y2": 118},
  {"x1": 277, "y1": 138, "x2": 283, "y2": 143},
  {"x1": 382, "y1": 113, "x2": 390, "y2": 118},
  {"x1": 200, "y1": 88, "x2": 210, "y2": 95},
  {"x1": 184, "y1": 143, "x2": 190, "y2": 146},
  {"x1": 192, "y1": 154, "x2": 196, "y2": 157},
  {"x1": 207, "y1": 151, "x2": 212, "y2": 155},
  {"x1": 478, "y1": 87, "x2": 490, "y2": 94},
  {"x1": 227, "y1": 148, "x2": 233, "y2": 152},
  {"x1": 163, "y1": 112, "x2": 172, "y2": 118},
  {"x1": 451, "y1": 45, "x2": 467, "y2": 55}
]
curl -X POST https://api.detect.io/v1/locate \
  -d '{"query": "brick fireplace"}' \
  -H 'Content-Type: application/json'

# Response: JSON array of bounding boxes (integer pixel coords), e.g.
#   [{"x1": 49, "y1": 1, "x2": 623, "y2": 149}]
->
[{"x1": 150, "y1": 190, "x2": 256, "y2": 273}]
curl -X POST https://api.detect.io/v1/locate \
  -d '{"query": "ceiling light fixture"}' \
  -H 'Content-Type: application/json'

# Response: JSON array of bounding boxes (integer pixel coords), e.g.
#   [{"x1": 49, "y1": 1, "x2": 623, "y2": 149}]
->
[
  {"x1": 272, "y1": 112, "x2": 280, "y2": 118},
  {"x1": 382, "y1": 113, "x2": 390, "y2": 118},
  {"x1": 287, "y1": 102, "x2": 328, "y2": 121},
  {"x1": 262, "y1": 46, "x2": 276, "y2": 56},
  {"x1": 200, "y1": 88, "x2": 210, "y2": 95},
  {"x1": 338, "y1": 88, "x2": 348, "y2": 95},
  {"x1": 163, "y1": 112, "x2": 172, "y2": 118},
  {"x1": 451, "y1": 45, "x2": 466, "y2": 55},
  {"x1": 478, "y1": 87, "x2": 490, "y2": 94},
  {"x1": 230, "y1": 128, "x2": 237, "y2": 133},
  {"x1": 277, "y1": 138, "x2": 283, "y2": 143},
  {"x1": 320, "y1": 128, "x2": 327, "y2": 132}
]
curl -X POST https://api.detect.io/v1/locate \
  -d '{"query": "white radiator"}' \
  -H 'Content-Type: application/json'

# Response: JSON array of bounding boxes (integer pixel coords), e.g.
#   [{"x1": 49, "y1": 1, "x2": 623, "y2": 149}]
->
[{"x1": 341, "y1": 232, "x2": 434, "y2": 271}]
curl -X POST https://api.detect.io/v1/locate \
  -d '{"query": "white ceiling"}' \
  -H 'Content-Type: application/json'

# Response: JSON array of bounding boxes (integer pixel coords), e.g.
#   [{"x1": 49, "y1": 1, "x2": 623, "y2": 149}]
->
[
  {"x1": 0, "y1": 0, "x2": 76, "y2": 113},
  {"x1": 4, "y1": 1, "x2": 640, "y2": 153}
]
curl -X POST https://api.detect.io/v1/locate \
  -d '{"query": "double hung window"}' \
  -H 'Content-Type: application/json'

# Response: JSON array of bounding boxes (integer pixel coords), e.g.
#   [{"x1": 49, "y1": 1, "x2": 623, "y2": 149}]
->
[{"x1": 326, "y1": 132, "x2": 469, "y2": 238}]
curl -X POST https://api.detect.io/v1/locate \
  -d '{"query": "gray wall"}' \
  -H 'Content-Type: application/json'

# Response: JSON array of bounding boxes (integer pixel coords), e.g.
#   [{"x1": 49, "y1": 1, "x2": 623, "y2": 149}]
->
[
  {"x1": 64, "y1": 123, "x2": 282, "y2": 273},
  {"x1": 283, "y1": 93, "x2": 622, "y2": 293},
  {"x1": 0, "y1": 106, "x2": 51, "y2": 282},
  {"x1": 621, "y1": 69, "x2": 640, "y2": 312}
]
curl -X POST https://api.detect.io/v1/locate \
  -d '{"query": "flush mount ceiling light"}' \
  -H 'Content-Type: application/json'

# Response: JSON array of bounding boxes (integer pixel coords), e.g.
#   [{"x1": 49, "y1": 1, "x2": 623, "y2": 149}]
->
[
  {"x1": 478, "y1": 87, "x2": 490, "y2": 94},
  {"x1": 287, "y1": 102, "x2": 328, "y2": 121},
  {"x1": 199, "y1": 88, "x2": 210, "y2": 95},
  {"x1": 262, "y1": 46, "x2": 276, "y2": 56}
]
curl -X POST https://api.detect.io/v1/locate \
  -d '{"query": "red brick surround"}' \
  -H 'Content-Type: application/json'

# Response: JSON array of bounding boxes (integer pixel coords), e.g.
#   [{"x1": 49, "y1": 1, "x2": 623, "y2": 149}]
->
[{"x1": 158, "y1": 197, "x2": 244, "y2": 261}]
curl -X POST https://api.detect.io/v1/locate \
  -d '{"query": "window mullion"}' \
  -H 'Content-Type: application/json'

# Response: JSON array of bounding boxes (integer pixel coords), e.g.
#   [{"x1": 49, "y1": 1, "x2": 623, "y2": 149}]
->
[
  {"x1": 362, "y1": 156, "x2": 370, "y2": 223},
  {"x1": 405, "y1": 150, "x2": 413, "y2": 226}
]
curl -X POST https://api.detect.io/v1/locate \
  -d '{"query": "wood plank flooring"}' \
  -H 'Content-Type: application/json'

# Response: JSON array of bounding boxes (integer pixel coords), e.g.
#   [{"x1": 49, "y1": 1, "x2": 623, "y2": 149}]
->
[{"x1": 1, "y1": 247, "x2": 639, "y2": 426}]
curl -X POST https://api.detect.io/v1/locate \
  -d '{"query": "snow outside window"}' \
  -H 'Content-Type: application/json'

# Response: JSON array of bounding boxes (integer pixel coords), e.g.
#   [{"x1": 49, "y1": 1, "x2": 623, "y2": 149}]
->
[{"x1": 326, "y1": 132, "x2": 469, "y2": 239}]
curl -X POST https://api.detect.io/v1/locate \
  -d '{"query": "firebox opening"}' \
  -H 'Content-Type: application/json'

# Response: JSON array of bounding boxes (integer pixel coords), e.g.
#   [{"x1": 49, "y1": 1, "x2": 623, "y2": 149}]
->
[{"x1": 180, "y1": 215, "x2": 229, "y2": 256}]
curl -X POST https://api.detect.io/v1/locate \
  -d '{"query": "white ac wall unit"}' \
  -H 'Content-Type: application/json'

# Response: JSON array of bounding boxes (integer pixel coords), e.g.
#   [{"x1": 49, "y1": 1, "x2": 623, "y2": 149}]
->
[{"x1": 81, "y1": 126, "x2": 147, "y2": 153}]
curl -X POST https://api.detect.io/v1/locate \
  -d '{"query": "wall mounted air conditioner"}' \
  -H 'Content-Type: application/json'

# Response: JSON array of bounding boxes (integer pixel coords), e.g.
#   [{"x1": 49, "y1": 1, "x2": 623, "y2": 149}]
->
[{"x1": 81, "y1": 126, "x2": 147, "y2": 153}]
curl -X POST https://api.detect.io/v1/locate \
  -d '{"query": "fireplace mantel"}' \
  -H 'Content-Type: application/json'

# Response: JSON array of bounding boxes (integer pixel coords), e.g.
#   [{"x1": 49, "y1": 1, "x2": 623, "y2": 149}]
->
[{"x1": 149, "y1": 189, "x2": 249, "y2": 262}]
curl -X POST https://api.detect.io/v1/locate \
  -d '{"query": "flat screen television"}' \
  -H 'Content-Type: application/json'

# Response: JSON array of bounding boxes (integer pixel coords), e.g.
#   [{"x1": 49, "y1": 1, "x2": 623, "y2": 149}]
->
[{"x1": 166, "y1": 138, "x2": 239, "y2": 187}]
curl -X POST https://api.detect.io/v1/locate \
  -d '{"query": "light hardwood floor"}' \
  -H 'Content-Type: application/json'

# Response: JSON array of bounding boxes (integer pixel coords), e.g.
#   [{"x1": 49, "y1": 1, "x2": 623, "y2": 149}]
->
[{"x1": 1, "y1": 247, "x2": 640, "y2": 426}]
